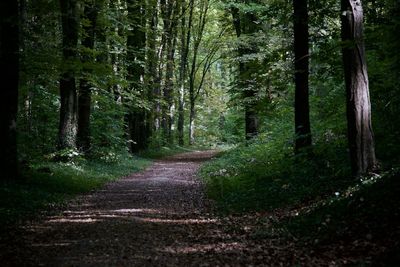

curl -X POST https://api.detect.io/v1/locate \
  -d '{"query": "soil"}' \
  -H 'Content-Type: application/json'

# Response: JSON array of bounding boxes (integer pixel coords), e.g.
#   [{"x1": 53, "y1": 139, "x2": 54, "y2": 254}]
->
[{"x1": 0, "y1": 151, "x2": 364, "y2": 266}]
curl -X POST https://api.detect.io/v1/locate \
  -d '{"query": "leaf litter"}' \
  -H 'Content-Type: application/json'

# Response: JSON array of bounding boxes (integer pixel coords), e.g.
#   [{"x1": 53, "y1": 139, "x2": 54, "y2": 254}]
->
[{"x1": 0, "y1": 151, "x2": 387, "y2": 266}]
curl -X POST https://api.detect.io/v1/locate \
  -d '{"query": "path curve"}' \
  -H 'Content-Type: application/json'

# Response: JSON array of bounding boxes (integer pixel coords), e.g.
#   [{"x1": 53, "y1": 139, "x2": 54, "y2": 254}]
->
[{"x1": 2, "y1": 150, "x2": 329, "y2": 266}]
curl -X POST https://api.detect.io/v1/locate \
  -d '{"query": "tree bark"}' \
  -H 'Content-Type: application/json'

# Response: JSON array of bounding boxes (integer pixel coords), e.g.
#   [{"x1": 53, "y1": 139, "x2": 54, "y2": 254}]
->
[
  {"x1": 77, "y1": 0, "x2": 99, "y2": 154},
  {"x1": 0, "y1": 0, "x2": 19, "y2": 180},
  {"x1": 145, "y1": 0, "x2": 158, "y2": 143},
  {"x1": 231, "y1": 6, "x2": 259, "y2": 140},
  {"x1": 189, "y1": 98, "x2": 196, "y2": 145},
  {"x1": 59, "y1": 0, "x2": 79, "y2": 150},
  {"x1": 126, "y1": 0, "x2": 147, "y2": 152},
  {"x1": 161, "y1": 0, "x2": 178, "y2": 144},
  {"x1": 341, "y1": 0, "x2": 377, "y2": 175},
  {"x1": 294, "y1": 0, "x2": 311, "y2": 152},
  {"x1": 177, "y1": 0, "x2": 193, "y2": 146},
  {"x1": 188, "y1": 0, "x2": 208, "y2": 145}
]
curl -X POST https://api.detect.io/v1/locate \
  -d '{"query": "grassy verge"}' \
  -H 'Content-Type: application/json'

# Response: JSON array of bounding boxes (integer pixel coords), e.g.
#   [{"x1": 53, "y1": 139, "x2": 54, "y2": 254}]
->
[
  {"x1": 0, "y1": 152, "x2": 150, "y2": 230},
  {"x1": 199, "y1": 128, "x2": 400, "y2": 264},
  {"x1": 199, "y1": 136, "x2": 352, "y2": 213}
]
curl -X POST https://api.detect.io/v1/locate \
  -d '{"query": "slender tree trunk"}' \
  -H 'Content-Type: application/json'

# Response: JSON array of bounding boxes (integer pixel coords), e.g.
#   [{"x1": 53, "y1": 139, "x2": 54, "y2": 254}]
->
[
  {"x1": 19, "y1": 0, "x2": 33, "y2": 133},
  {"x1": 188, "y1": 77, "x2": 196, "y2": 145},
  {"x1": 162, "y1": 34, "x2": 177, "y2": 144},
  {"x1": 293, "y1": 0, "x2": 311, "y2": 152},
  {"x1": 341, "y1": 0, "x2": 377, "y2": 175},
  {"x1": 177, "y1": 86, "x2": 185, "y2": 145},
  {"x1": 178, "y1": 0, "x2": 193, "y2": 145},
  {"x1": 178, "y1": 0, "x2": 194, "y2": 145},
  {"x1": 160, "y1": 0, "x2": 179, "y2": 144},
  {"x1": 189, "y1": 98, "x2": 195, "y2": 145},
  {"x1": 77, "y1": 1, "x2": 99, "y2": 154},
  {"x1": 161, "y1": 30, "x2": 173, "y2": 143},
  {"x1": 145, "y1": 0, "x2": 158, "y2": 143},
  {"x1": 0, "y1": 0, "x2": 19, "y2": 180},
  {"x1": 177, "y1": 4, "x2": 187, "y2": 146},
  {"x1": 59, "y1": 0, "x2": 79, "y2": 150},
  {"x1": 187, "y1": 0, "x2": 208, "y2": 145},
  {"x1": 126, "y1": 0, "x2": 147, "y2": 152},
  {"x1": 154, "y1": 29, "x2": 165, "y2": 134}
]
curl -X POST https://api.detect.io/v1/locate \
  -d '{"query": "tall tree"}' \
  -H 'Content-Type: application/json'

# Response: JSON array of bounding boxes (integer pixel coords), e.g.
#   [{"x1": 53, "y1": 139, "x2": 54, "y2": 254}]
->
[
  {"x1": 59, "y1": 0, "x2": 79, "y2": 150},
  {"x1": 188, "y1": 0, "x2": 209, "y2": 145},
  {"x1": 145, "y1": 0, "x2": 158, "y2": 143},
  {"x1": 77, "y1": 0, "x2": 100, "y2": 154},
  {"x1": 341, "y1": 0, "x2": 377, "y2": 174},
  {"x1": 126, "y1": 0, "x2": 147, "y2": 152},
  {"x1": 293, "y1": 0, "x2": 311, "y2": 152},
  {"x1": 177, "y1": 0, "x2": 193, "y2": 145},
  {"x1": 161, "y1": 0, "x2": 180, "y2": 144},
  {"x1": 0, "y1": 0, "x2": 20, "y2": 180},
  {"x1": 231, "y1": 4, "x2": 259, "y2": 140}
]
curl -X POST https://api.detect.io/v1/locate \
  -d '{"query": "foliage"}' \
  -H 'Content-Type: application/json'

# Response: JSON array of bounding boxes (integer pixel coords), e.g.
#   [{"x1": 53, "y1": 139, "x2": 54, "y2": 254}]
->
[
  {"x1": 90, "y1": 89, "x2": 128, "y2": 158},
  {"x1": 200, "y1": 99, "x2": 352, "y2": 213}
]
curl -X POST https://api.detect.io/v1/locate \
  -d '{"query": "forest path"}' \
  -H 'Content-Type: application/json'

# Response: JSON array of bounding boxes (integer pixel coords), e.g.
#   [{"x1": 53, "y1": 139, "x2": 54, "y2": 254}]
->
[{"x1": 2, "y1": 150, "x2": 328, "y2": 266}]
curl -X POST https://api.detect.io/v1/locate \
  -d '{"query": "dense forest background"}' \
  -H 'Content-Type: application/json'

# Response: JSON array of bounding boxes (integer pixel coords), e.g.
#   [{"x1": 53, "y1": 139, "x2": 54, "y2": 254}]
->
[
  {"x1": 1, "y1": 0, "x2": 399, "y2": 170},
  {"x1": 1, "y1": 0, "x2": 400, "y2": 265}
]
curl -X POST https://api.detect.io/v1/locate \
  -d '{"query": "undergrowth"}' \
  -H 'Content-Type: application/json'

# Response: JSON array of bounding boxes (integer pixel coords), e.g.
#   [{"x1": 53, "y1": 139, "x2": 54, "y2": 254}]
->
[
  {"x1": 284, "y1": 169, "x2": 400, "y2": 243},
  {"x1": 200, "y1": 118, "x2": 400, "y2": 265},
  {"x1": 283, "y1": 169, "x2": 400, "y2": 265},
  {"x1": 200, "y1": 131, "x2": 352, "y2": 213},
  {"x1": 0, "y1": 152, "x2": 150, "y2": 230}
]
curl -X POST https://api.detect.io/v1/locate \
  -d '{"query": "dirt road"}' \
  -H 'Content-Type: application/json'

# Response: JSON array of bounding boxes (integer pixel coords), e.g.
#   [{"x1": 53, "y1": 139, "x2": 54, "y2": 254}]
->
[{"x1": 1, "y1": 151, "x2": 326, "y2": 266}]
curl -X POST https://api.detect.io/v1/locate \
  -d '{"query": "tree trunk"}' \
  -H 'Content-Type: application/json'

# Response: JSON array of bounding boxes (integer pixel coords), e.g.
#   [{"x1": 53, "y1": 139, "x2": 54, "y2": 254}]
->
[
  {"x1": 341, "y1": 0, "x2": 377, "y2": 175},
  {"x1": 0, "y1": 0, "x2": 19, "y2": 180},
  {"x1": 177, "y1": 85, "x2": 185, "y2": 145},
  {"x1": 245, "y1": 107, "x2": 258, "y2": 140},
  {"x1": 59, "y1": 0, "x2": 79, "y2": 150},
  {"x1": 189, "y1": 98, "x2": 195, "y2": 145},
  {"x1": 177, "y1": 1, "x2": 188, "y2": 146},
  {"x1": 160, "y1": 0, "x2": 179, "y2": 144},
  {"x1": 231, "y1": 6, "x2": 259, "y2": 140},
  {"x1": 145, "y1": 0, "x2": 158, "y2": 144},
  {"x1": 188, "y1": 77, "x2": 196, "y2": 145},
  {"x1": 187, "y1": 0, "x2": 208, "y2": 145},
  {"x1": 177, "y1": 0, "x2": 194, "y2": 146},
  {"x1": 126, "y1": 0, "x2": 147, "y2": 153},
  {"x1": 77, "y1": 1, "x2": 99, "y2": 154},
  {"x1": 162, "y1": 36, "x2": 176, "y2": 144},
  {"x1": 294, "y1": 0, "x2": 311, "y2": 152}
]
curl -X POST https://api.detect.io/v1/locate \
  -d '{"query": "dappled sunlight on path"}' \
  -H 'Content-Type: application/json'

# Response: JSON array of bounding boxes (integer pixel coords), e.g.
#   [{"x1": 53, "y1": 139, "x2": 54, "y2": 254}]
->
[{"x1": 1, "y1": 150, "x2": 345, "y2": 266}]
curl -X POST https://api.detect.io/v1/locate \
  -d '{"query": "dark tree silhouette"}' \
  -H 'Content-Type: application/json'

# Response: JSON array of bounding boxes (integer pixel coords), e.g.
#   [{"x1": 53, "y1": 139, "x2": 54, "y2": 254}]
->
[
  {"x1": 293, "y1": 0, "x2": 311, "y2": 152},
  {"x1": 0, "y1": 0, "x2": 19, "y2": 180},
  {"x1": 59, "y1": 0, "x2": 79, "y2": 150},
  {"x1": 77, "y1": 0, "x2": 100, "y2": 154}
]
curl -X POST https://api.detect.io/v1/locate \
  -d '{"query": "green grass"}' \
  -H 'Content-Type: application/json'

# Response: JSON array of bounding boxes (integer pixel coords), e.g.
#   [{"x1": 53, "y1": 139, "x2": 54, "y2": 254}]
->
[
  {"x1": 0, "y1": 152, "x2": 150, "y2": 230},
  {"x1": 200, "y1": 124, "x2": 400, "y2": 265},
  {"x1": 199, "y1": 133, "x2": 352, "y2": 213}
]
